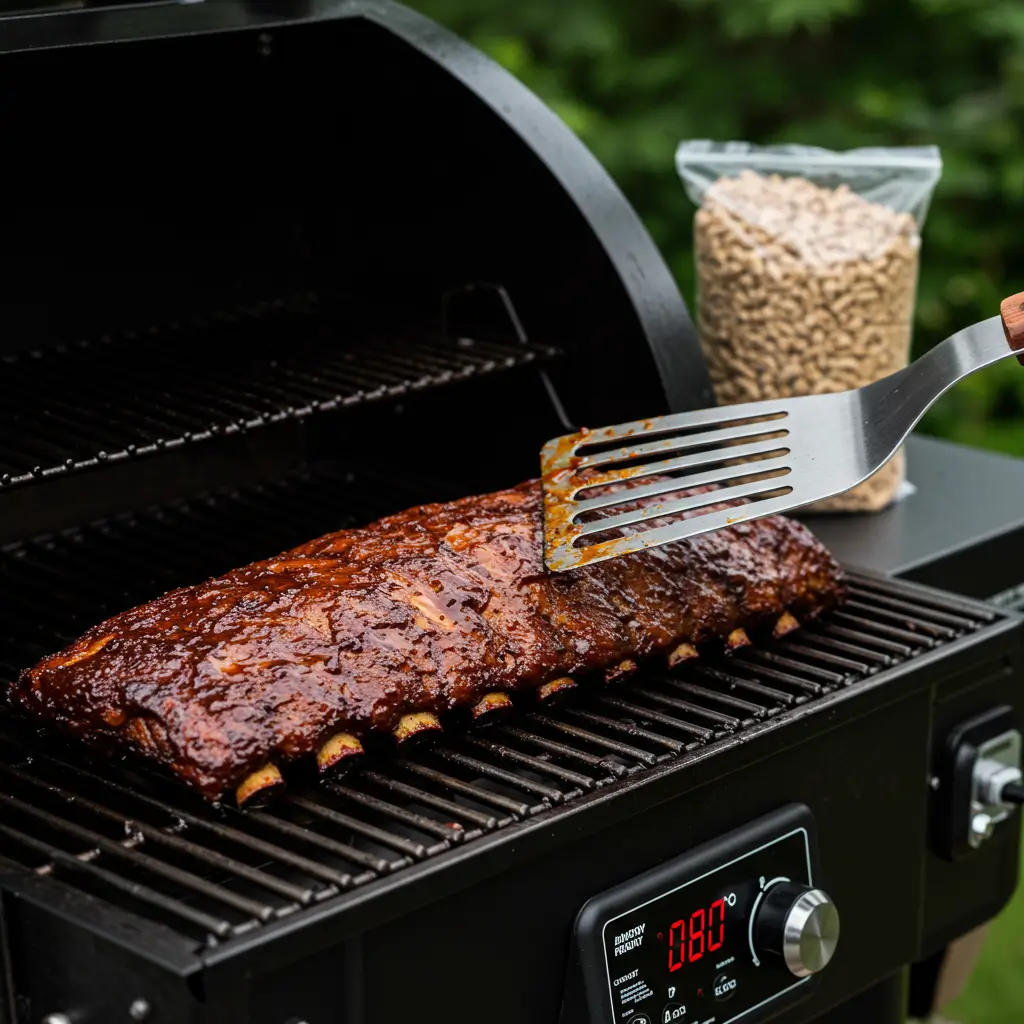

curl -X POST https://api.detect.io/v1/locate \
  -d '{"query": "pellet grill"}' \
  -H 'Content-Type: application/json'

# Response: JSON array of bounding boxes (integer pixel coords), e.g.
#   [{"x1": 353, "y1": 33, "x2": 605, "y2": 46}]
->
[{"x1": 0, "y1": 3, "x2": 1022, "y2": 1024}]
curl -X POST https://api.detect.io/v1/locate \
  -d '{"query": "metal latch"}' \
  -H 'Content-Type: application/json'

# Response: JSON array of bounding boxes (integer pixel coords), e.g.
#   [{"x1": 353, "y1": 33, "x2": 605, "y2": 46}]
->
[
  {"x1": 968, "y1": 729, "x2": 1022, "y2": 847},
  {"x1": 934, "y1": 705, "x2": 1023, "y2": 861}
]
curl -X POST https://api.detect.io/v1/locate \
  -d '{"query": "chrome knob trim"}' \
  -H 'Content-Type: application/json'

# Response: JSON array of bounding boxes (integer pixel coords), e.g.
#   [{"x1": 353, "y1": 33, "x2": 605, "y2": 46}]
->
[{"x1": 781, "y1": 887, "x2": 840, "y2": 978}]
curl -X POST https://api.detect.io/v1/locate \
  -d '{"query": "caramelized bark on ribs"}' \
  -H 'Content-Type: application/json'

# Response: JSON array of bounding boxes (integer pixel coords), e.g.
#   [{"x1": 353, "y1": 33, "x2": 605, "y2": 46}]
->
[{"x1": 8, "y1": 480, "x2": 845, "y2": 802}]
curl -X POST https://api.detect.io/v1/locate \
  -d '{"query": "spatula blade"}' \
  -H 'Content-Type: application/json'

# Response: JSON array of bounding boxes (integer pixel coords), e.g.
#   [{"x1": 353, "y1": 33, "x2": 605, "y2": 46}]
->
[{"x1": 540, "y1": 407, "x2": 797, "y2": 572}]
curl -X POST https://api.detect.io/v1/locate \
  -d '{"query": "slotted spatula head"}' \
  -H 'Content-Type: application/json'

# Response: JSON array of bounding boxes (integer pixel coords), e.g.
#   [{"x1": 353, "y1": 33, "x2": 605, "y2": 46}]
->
[
  {"x1": 541, "y1": 297, "x2": 1024, "y2": 572},
  {"x1": 540, "y1": 399, "x2": 818, "y2": 572}
]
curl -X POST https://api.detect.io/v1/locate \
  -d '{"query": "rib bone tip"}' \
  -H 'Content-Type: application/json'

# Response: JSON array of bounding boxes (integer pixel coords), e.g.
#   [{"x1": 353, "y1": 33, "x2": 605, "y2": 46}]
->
[
  {"x1": 537, "y1": 676, "x2": 577, "y2": 702},
  {"x1": 471, "y1": 691, "x2": 514, "y2": 720},
  {"x1": 317, "y1": 732, "x2": 365, "y2": 772},
  {"x1": 393, "y1": 711, "x2": 444, "y2": 744},
  {"x1": 727, "y1": 628, "x2": 752, "y2": 650},
  {"x1": 667, "y1": 642, "x2": 699, "y2": 668},
  {"x1": 604, "y1": 658, "x2": 638, "y2": 683},
  {"x1": 773, "y1": 611, "x2": 800, "y2": 638},
  {"x1": 235, "y1": 763, "x2": 284, "y2": 807}
]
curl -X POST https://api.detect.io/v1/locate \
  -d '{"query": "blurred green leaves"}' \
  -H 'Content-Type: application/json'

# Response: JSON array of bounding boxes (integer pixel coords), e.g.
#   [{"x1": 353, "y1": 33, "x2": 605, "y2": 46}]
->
[
  {"x1": 674, "y1": 0, "x2": 861, "y2": 38},
  {"x1": 412, "y1": 0, "x2": 1024, "y2": 455}
]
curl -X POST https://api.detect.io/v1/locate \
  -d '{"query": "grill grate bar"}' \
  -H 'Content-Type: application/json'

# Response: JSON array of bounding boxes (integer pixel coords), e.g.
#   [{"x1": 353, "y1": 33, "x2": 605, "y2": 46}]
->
[
  {"x1": 847, "y1": 584, "x2": 981, "y2": 631},
  {"x1": 393, "y1": 765, "x2": 536, "y2": 819},
  {"x1": 844, "y1": 599, "x2": 956, "y2": 640},
  {"x1": 655, "y1": 679, "x2": 765, "y2": 721},
  {"x1": 435, "y1": 749, "x2": 565, "y2": 804},
  {"x1": 773, "y1": 642, "x2": 872, "y2": 676},
  {"x1": 567, "y1": 707, "x2": 692, "y2": 753},
  {"x1": 692, "y1": 666, "x2": 797, "y2": 707},
  {"x1": 285, "y1": 795, "x2": 429, "y2": 860},
  {"x1": 727, "y1": 659, "x2": 822, "y2": 695},
  {"x1": 325, "y1": 783, "x2": 464, "y2": 846},
  {"x1": 817, "y1": 622, "x2": 914, "y2": 657},
  {"x1": 304, "y1": 362, "x2": 391, "y2": 397},
  {"x1": 365, "y1": 347, "x2": 469, "y2": 382},
  {"x1": 395, "y1": 761, "x2": 535, "y2": 819},
  {"x1": 498, "y1": 724, "x2": 630, "y2": 777},
  {"x1": 242, "y1": 810, "x2": 389, "y2": 877},
  {"x1": 359, "y1": 771, "x2": 499, "y2": 831},
  {"x1": 528, "y1": 713, "x2": 662, "y2": 766},
  {"x1": 832, "y1": 610, "x2": 938, "y2": 647},
  {"x1": 792, "y1": 634, "x2": 892, "y2": 666},
  {"x1": 0, "y1": 299, "x2": 560, "y2": 490},
  {"x1": 735, "y1": 647, "x2": 846, "y2": 685},
  {"x1": 461, "y1": 735, "x2": 594, "y2": 791},
  {"x1": 0, "y1": 823, "x2": 235, "y2": 940},
  {"x1": 847, "y1": 572, "x2": 998, "y2": 621},
  {"x1": 0, "y1": 791, "x2": 277, "y2": 924},
  {"x1": 596, "y1": 695, "x2": 717, "y2": 740},
  {"x1": 0, "y1": 765, "x2": 318, "y2": 905}
]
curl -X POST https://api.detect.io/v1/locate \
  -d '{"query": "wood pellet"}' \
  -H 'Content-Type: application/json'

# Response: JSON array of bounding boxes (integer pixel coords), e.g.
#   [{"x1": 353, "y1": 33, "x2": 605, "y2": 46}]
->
[{"x1": 694, "y1": 170, "x2": 920, "y2": 511}]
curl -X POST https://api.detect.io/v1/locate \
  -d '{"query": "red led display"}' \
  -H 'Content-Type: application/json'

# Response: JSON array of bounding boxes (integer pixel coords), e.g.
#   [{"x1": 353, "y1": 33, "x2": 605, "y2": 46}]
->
[
  {"x1": 668, "y1": 920, "x2": 684, "y2": 972},
  {"x1": 665, "y1": 897, "x2": 727, "y2": 972}
]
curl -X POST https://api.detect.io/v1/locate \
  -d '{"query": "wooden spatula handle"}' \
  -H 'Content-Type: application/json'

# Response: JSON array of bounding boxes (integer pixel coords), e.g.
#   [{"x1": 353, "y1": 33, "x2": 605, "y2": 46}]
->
[{"x1": 1000, "y1": 292, "x2": 1024, "y2": 365}]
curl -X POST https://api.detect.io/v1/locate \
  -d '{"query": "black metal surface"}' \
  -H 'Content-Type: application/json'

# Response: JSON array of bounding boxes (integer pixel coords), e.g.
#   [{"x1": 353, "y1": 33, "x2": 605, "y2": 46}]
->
[
  {"x1": 335, "y1": 622, "x2": 1019, "y2": 1024},
  {"x1": 0, "y1": 293, "x2": 557, "y2": 493},
  {"x1": 0, "y1": 465, "x2": 1007, "y2": 957},
  {"x1": 801, "y1": 435, "x2": 1024, "y2": 599},
  {"x1": 0, "y1": 477, "x2": 1017, "y2": 1024},
  {"x1": 0, "y1": 0, "x2": 711, "y2": 429},
  {"x1": 811, "y1": 972, "x2": 906, "y2": 1024}
]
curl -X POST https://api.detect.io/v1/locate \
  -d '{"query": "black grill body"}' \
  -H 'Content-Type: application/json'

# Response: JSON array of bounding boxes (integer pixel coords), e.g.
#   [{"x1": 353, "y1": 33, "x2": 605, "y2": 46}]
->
[
  {"x1": 0, "y1": 4, "x2": 1021, "y2": 1024},
  {"x1": 1, "y1": 525, "x2": 1019, "y2": 1024}
]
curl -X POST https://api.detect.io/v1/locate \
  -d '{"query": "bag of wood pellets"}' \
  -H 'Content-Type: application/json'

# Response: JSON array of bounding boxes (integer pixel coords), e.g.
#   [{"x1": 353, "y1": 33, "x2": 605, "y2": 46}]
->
[{"x1": 675, "y1": 141, "x2": 942, "y2": 513}]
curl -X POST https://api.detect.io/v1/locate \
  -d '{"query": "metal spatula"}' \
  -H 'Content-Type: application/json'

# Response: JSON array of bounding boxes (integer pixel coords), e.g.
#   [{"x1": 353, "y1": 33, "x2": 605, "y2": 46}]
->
[{"x1": 541, "y1": 292, "x2": 1024, "y2": 572}]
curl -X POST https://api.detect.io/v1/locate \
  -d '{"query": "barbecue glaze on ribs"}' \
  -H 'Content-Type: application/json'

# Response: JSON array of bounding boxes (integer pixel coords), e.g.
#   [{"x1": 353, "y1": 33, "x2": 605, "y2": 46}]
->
[{"x1": 10, "y1": 480, "x2": 845, "y2": 804}]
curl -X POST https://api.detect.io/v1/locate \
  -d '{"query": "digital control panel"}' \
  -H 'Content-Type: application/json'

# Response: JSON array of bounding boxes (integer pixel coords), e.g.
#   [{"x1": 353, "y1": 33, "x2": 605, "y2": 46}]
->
[{"x1": 562, "y1": 805, "x2": 837, "y2": 1024}]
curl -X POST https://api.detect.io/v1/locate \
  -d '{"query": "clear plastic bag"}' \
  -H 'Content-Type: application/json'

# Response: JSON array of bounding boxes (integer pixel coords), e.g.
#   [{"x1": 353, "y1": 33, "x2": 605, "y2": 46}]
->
[{"x1": 675, "y1": 141, "x2": 942, "y2": 513}]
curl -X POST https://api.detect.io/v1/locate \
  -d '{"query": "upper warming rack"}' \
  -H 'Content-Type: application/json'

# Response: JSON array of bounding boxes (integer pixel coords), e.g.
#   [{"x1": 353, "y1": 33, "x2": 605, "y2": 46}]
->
[
  {"x1": 0, "y1": 294, "x2": 558, "y2": 491},
  {"x1": 0, "y1": 465, "x2": 1006, "y2": 951}
]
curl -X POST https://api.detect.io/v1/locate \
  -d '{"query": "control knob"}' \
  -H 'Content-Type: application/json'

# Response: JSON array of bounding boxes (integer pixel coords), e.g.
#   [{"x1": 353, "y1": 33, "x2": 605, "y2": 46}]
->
[{"x1": 752, "y1": 881, "x2": 839, "y2": 977}]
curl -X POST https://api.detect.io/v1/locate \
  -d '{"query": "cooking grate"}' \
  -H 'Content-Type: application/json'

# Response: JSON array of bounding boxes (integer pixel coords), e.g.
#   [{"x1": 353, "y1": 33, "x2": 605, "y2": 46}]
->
[
  {"x1": 0, "y1": 468, "x2": 1003, "y2": 950},
  {"x1": 0, "y1": 293, "x2": 558, "y2": 491}
]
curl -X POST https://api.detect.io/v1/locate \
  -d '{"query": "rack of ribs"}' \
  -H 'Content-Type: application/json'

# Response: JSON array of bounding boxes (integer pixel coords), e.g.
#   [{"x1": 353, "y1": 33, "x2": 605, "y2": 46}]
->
[{"x1": 8, "y1": 479, "x2": 845, "y2": 805}]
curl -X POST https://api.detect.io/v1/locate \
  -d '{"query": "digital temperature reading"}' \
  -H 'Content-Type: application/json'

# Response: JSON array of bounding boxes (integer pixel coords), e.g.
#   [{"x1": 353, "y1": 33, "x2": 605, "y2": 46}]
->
[
  {"x1": 570, "y1": 811, "x2": 822, "y2": 1024},
  {"x1": 666, "y1": 896, "x2": 727, "y2": 971}
]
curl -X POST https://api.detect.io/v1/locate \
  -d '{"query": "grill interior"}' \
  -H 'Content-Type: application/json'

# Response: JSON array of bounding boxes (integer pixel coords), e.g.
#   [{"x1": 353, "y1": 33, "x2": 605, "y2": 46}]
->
[
  {"x1": 0, "y1": 292, "x2": 558, "y2": 490},
  {"x1": 0, "y1": 463, "x2": 1003, "y2": 950}
]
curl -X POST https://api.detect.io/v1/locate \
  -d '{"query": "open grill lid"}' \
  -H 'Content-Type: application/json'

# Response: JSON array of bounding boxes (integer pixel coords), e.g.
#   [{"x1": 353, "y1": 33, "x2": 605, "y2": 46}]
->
[{"x1": 0, "y1": 0, "x2": 709, "y2": 428}]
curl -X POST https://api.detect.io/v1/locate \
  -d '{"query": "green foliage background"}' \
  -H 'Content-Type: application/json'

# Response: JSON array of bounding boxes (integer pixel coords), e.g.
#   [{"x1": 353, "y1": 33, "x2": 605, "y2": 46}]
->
[{"x1": 413, "y1": 0, "x2": 1024, "y2": 455}]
